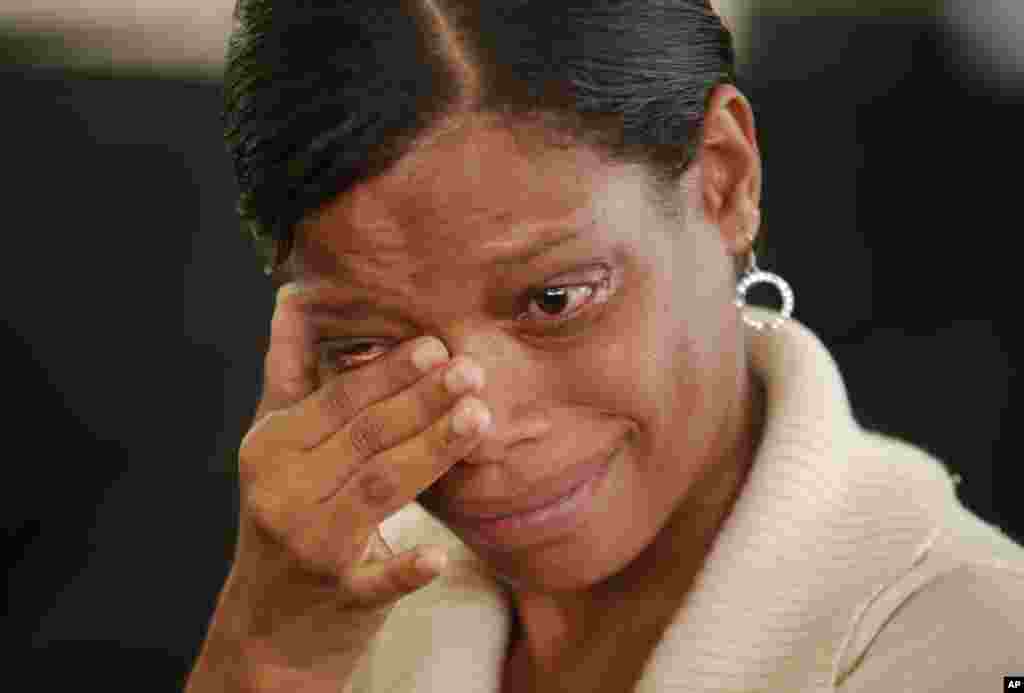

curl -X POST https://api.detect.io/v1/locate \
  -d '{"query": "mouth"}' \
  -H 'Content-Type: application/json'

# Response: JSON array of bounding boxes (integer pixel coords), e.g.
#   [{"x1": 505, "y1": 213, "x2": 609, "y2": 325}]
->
[
  {"x1": 448, "y1": 442, "x2": 622, "y2": 520},
  {"x1": 444, "y1": 443, "x2": 622, "y2": 549}
]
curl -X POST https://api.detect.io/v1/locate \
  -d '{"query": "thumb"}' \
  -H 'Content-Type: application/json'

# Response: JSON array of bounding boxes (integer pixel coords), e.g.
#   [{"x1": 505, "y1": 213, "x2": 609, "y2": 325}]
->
[{"x1": 250, "y1": 282, "x2": 319, "y2": 430}]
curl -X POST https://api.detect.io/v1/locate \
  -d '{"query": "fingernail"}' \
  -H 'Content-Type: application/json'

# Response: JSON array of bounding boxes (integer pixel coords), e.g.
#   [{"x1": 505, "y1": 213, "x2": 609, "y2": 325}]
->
[
  {"x1": 412, "y1": 338, "x2": 450, "y2": 373},
  {"x1": 444, "y1": 360, "x2": 484, "y2": 394},
  {"x1": 452, "y1": 399, "x2": 491, "y2": 437}
]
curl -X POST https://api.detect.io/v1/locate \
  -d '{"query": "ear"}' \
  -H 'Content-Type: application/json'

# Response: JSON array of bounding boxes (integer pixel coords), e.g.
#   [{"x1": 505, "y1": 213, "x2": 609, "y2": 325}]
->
[{"x1": 697, "y1": 84, "x2": 763, "y2": 257}]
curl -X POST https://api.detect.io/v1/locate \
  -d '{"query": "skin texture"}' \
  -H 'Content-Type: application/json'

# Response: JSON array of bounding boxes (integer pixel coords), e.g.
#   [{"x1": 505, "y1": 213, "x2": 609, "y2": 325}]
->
[{"x1": 278, "y1": 84, "x2": 767, "y2": 690}]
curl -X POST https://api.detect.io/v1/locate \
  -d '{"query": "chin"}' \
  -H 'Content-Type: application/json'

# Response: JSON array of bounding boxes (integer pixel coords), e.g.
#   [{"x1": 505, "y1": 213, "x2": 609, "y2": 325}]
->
[
  {"x1": 487, "y1": 562, "x2": 598, "y2": 594},
  {"x1": 470, "y1": 538, "x2": 634, "y2": 594}
]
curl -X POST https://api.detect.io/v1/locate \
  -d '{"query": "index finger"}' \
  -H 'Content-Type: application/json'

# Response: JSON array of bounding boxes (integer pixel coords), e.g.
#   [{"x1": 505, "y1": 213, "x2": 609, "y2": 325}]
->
[{"x1": 251, "y1": 282, "x2": 318, "y2": 428}]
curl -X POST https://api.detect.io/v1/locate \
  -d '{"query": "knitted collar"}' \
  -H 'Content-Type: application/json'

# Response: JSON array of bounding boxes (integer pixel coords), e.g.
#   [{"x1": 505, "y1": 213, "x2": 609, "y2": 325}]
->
[{"x1": 367, "y1": 307, "x2": 958, "y2": 692}]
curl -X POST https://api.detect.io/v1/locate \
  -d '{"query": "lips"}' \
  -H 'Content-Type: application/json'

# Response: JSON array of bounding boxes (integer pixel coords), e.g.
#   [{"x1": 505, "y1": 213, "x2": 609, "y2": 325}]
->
[{"x1": 447, "y1": 443, "x2": 622, "y2": 521}]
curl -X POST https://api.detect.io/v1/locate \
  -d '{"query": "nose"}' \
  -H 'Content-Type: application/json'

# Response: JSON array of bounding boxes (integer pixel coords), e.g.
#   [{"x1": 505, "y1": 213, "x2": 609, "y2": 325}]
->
[{"x1": 441, "y1": 332, "x2": 552, "y2": 465}]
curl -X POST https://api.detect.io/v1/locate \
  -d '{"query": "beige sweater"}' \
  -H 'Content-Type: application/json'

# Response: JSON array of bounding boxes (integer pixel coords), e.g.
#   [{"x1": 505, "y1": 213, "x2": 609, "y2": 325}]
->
[{"x1": 348, "y1": 306, "x2": 1024, "y2": 692}]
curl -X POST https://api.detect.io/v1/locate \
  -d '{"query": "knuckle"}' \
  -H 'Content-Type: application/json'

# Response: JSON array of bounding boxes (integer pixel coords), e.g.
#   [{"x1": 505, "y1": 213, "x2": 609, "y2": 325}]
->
[
  {"x1": 276, "y1": 372, "x2": 314, "y2": 401},
  {"x1": 243, "y1": 485, "x2": 286, "y2": 538},
  {"x1": 347, "y1": 412, "x2": 387, "y2": 459},
  {"x1": 238, "y1": 416, "x2": 292, "y2": 485},
  {"x1": 239, "y1": 412, "x2": 278, "y2": 460},
  {"x1": 288, "y1": 524, "x2": 332, "y2": 569},
  {"x1": 322, "y1": 378, "x2": 359, "y2": 425},
  {"x1": 357, "y1": 469, "x2": 398, "y2": 508},
  {"x1": 245, "y1": 486, "x2": 312, "y2": 553},
  {"x1": 237, "y1": 444, "x2": 274, "y2": 491},
  {"x1": 237, "y1": 451, "x2": 260, "y2": 489}
]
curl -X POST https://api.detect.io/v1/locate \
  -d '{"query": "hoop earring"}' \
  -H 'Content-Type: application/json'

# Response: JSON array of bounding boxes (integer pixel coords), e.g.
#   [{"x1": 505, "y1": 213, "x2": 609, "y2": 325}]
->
[{"x1": 734, "y1": 233, "x2": 795, "y2": 331}]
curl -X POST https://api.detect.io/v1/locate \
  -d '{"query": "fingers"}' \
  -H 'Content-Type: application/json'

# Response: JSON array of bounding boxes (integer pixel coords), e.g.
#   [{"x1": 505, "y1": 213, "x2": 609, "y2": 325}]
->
[
  {"x1": 250, "y1": 354, "x2": 489, "y2": 530},
  {"x1": 320, "y1": 389, "x2": 491, "y2": 536},
  {"x1": 340, "y1": 544, "x2": 449, "y2": 611},
  {"x1": 234, "y1": 283, "x2": 472, "y2": 621},
  {"x1": 251, "y1": 282, "x2": 319, "y2": 429},
  {"x1": 254, "y1": 335, "x2": 453, "y2": 454},
  {"x1": 316, "y1": 353, "x2": 486, "y2": 475},
  {"x1": 243, "y1": 388, "x2": 487, "y2": 576}
]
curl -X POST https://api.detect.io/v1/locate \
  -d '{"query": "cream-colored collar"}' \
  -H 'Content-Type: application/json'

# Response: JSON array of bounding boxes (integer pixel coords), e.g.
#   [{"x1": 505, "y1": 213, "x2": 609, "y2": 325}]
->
[{"x1": 357, "y1": 307, "x2": 960, "y2": 692}]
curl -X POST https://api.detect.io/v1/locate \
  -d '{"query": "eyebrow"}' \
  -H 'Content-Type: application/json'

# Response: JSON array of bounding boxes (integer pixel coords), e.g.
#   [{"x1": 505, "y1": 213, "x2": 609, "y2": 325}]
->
[
  {"x1": 280, "y1": 227, "x2": 588, "y2": 323},
  {"x1": 488, "y1": 228, "x2": 585, "y2": 267},
  {"x1": 302, "y1": 298, "x2": 415, "y2": 324}
]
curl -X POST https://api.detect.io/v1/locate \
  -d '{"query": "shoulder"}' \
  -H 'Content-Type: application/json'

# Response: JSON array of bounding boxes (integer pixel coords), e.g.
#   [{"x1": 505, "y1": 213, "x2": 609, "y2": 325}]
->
[{"x1": 837, "y1": 562, "x2": 1024, "y2": 692}]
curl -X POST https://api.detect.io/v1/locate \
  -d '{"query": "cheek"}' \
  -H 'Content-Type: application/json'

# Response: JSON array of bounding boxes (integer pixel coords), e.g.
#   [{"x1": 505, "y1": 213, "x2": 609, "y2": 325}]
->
[
  {"x1": 556, "y1": 280, "x2": 701, "y2": 426},
  {"x1": 665, "y1": 327, "x2": 717, "y2": 424},
  {"x1": 628, "y1": 324, "x2": 713, "y2": 477},
  {"x1": 557, "y1": 344, "x2": 635, "y2": 420},
  {"x1": 557, "y1": 333, "x2": 670, "y2": 468}
]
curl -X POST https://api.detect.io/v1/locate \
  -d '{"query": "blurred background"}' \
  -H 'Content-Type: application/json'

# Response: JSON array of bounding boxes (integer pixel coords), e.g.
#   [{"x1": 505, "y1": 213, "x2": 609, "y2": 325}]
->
[{"x1": 4, "y1": 0, "x2": 1021, "y2": 689}]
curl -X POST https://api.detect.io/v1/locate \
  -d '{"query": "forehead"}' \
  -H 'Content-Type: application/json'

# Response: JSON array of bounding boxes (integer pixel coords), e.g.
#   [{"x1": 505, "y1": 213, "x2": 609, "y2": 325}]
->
[{"x1": 287, "y1": 118, "x2": 661, "y2": 287}]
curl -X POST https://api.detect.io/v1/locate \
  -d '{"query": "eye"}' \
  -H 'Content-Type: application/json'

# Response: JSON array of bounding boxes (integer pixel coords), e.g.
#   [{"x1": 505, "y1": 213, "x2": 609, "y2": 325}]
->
[
  {"x1": 518, "y1": 273, "x2": 614, "y2": 326},
  {"x1": 316, "y1": 268, "x2": 616, "y2": 371},
  {"x1": 317, "y1": 340, "x2": 389, "y2": 372}
]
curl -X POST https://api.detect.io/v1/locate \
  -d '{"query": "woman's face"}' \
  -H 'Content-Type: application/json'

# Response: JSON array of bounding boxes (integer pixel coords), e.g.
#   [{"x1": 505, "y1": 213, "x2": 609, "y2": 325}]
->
[{"x1": 286, "y1": 110, "x2": 754, "y2": 593}]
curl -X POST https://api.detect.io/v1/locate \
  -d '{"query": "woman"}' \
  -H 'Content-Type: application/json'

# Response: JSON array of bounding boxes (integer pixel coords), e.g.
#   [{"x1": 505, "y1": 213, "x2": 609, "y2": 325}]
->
[{"x1": 188, "y1": 1, "x2": 1024, "y2": 691}]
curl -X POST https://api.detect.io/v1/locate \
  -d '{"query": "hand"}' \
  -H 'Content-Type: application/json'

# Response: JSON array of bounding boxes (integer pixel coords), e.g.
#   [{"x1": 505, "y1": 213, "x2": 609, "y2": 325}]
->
[{"x1": 208, "y1": 282, "x2": 492, "y2": 686}]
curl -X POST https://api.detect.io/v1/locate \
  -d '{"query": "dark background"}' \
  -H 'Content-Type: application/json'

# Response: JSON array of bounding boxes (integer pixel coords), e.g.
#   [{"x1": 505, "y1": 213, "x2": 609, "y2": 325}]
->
[{"x1": 4, "y1": 12, "x2": 1021, "y2": 691}]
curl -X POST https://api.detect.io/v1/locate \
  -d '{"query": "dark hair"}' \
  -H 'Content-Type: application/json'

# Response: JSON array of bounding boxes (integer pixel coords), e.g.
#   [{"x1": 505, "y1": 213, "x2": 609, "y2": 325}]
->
[{"x1": 223, "y1": 0, "x2": 756, "y2": 278}]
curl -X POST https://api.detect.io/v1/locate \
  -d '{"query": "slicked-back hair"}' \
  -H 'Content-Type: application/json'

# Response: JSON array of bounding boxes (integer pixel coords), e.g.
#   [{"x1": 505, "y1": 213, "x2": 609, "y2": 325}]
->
[{"x1": 223, "y1": 0, "x2": 744, "y2": 276}]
